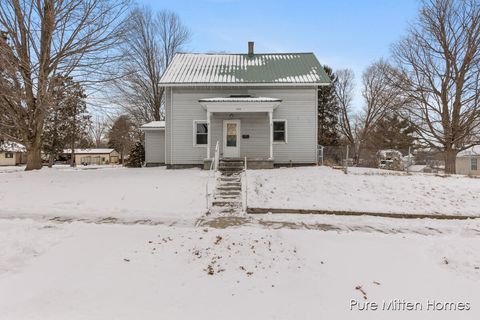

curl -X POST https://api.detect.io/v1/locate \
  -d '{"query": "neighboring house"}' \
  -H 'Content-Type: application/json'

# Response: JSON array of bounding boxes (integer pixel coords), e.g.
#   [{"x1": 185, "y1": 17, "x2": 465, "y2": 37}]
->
[
  {"x1": 142, "y1": 42, "x2": 330, "y2": 169},
  {"x1": 140, "y1": 121, "x2": 165, "y2": 166},
  {"x1": 0, "y1": 142, "x2": 27, "y2": 166},
  {"x1": 456, "y1": 146, "x2": 480, "y2": 175},
  {"x1": 63, "y1": 148, "x2": 120, "y2": 165}
]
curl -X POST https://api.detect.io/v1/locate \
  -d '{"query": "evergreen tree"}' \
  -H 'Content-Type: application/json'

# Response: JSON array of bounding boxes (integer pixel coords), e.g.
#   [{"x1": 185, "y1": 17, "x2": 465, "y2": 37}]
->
[
  {"x1": 317, "y1": 66, "x2": 340, "y2": 146},
  {"x1": 367, "y1": 113, "x2": 416, "y2": 153},
  {"x1": 42, "y1": 76, "x2": 91, "y2": 167},
  {"x1": 125, "y1": 141, "x2": 145, "y2": 167}
]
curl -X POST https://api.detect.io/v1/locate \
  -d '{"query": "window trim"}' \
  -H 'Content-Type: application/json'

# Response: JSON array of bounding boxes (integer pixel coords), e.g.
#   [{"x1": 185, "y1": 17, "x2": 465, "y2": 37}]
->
[
  {"x1": 193, "y1": 120, "x2": 208, "y2": 147},
  {"x1": 4, "y1": 152, "x2": 13, "y2": 159},
  {"x1": 273, "y1": 119, "x2": 288, "y2": 144},
  {"x1": 471, "y1": 158, "x2": 478, "y2": 171}
]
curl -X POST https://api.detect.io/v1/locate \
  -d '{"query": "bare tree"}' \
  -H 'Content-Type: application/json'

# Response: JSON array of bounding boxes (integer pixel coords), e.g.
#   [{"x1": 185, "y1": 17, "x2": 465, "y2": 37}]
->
[
  {"x1": 90, "y1": 115, "x2": 109, "y2": 147},
  {"x1": 112, "y1": 7, "x2": 190, "y2": 126},
  {"x1": 335, "y1": 69, "x2": 356, "y2": 148},
  {"x1": 357, "y1": 60, "x2": 400, "y2": 159},
  {"x1": 390, "y1": 0, "x2": 480, "y2": 173},
  {"x1": 0, "y1": 0, "x2": 129, "y2": 170}
]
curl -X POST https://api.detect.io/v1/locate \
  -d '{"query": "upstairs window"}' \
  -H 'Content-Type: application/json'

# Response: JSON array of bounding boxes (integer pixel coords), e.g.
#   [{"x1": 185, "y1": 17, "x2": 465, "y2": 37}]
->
[
  {"x1": 472, "y1": 158, "x2": 478, "y2": 171},
  {"x1": 194, "y1": 121, "x2": 208, "y2": 146},
  {"x1": 273, "y1": 120, "x2": 287, "y2": 143}
]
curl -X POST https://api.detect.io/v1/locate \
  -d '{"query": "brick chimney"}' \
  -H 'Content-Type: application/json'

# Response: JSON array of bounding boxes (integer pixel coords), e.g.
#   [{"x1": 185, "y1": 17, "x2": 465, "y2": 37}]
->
[{"x1": 248, "y1": 41, "x2": 254, "y2": 56}]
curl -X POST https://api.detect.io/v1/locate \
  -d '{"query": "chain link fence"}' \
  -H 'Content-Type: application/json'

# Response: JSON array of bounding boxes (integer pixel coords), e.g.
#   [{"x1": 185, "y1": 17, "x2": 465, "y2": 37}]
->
[{"x1": 319, "y1": 145, "x2": 446, "y2": 173}]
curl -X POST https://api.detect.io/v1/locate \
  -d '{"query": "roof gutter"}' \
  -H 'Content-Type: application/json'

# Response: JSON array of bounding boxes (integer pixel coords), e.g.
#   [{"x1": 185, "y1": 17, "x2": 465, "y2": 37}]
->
[
  {"x1": 140, "y1": 127, "x2": 165, "y2": 131},
  {"x1": 159, "y1": 82, "x2": 330, "y2": 88}
]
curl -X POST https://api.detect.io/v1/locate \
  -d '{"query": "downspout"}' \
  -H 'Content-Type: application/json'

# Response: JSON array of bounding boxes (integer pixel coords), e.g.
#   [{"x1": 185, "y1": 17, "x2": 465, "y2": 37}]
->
[
  {"x1": 170, "y1": 87, "x2": 173, "y2": 165},
  {"x1": 315, "y1": 87, "x2": 319, "y2": 164}
]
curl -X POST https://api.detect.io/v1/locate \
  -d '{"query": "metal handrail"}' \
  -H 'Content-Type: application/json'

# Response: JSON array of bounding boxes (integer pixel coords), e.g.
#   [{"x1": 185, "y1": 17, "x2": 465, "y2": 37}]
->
[
  {"x1": 214, "y1": 141, "x2": 219, "y2": 170},
  {"x1": 206, "y1": 141, "x2": 220, "y2": 209},
  {"x1": 243, "y1": 156, "x2": 248, "y2": 212}
]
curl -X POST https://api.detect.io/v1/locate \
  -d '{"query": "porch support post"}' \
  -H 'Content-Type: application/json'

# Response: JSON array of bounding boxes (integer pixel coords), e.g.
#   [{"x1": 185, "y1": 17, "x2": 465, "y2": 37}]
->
[
  {"x1": 268, "y1": 111, "x2": 273, "y2": 160},
  {"x1": 207, "y1": 111, "x2": 211, "y2": 159}
]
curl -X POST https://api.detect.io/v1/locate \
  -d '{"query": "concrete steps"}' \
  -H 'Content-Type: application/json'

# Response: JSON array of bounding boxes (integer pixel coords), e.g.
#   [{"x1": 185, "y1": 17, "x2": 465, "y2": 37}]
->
[{"x1": 210, "y1": 159, "x2": 245, "y2": 215}]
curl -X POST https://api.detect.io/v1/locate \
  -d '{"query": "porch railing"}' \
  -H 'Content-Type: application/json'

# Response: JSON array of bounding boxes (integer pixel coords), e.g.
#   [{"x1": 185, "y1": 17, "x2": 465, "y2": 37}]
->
[
  {"x1": 206, "y1": 141, "x2": 220, "y2": 210},
  {"x1": 243, "y1": 156, "x2": 248, "y2": 212},
  {"x1": 214, "y1": 141, "x2": 220, "y2": 170}
]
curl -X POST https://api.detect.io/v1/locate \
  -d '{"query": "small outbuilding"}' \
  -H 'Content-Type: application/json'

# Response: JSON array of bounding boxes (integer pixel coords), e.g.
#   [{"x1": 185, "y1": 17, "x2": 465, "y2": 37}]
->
[
  {"x1": 63, "y1": 148, "x2": 120, "y2": 165},
  {"x1": 456, "y1": 146, "x2": 479, "y2": 175},
  {"x1": 0, "y1": 142, "x2": 27, "y2": 166},
  {"x1": 140, "y1": 121, "x2": 165, "y2": 166}
]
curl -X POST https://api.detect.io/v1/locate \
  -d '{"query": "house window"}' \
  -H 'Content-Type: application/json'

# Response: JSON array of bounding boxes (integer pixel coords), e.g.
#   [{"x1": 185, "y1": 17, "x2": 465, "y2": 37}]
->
[
  {"x1": 273, "y1": 120, "x2": 287, "y2": 143},
  {"x1": 472, "y1": 158, "x2": 478, "y2": 171},
  {"x1": 5, "y1": 152, "x2": 13, "y2": 159},
  {"x1": 194, "y1": 121, "x2": 208, "y2": 146}
]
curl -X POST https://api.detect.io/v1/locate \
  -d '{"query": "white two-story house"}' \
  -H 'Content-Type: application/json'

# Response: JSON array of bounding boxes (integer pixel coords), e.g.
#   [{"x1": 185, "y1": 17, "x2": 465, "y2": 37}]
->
[{"x1": 141, "y1": 42, "x2": 330, "y2": 169}]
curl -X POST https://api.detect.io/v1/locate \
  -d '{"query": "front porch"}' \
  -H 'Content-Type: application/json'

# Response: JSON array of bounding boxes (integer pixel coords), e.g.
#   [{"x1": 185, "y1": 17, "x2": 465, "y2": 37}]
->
[{"x1": 199, "y1": 96, "x2": 282, "y2": 170}]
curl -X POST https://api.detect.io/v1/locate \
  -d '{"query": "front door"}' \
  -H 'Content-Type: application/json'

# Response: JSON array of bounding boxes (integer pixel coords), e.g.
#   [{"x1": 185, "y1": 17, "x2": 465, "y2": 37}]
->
[{"x1": 223, "y1": 120, "x2": 240, "y2": 158}]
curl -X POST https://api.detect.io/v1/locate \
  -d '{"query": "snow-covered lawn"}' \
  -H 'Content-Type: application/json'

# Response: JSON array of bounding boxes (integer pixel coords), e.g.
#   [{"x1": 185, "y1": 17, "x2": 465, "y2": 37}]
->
[
  {"x1": 1, "y1": 166, "x2": 480, "y2": 318},
  {"x1": 0, "y1": 217, "x2": 479, "y2": 319},
  {"x1": 0, "y1": 166, "x2": 208, "y2": 221},
  {"x1": 2, "y1": 165, "x2": 480, "y2": 222},
  {"x1": 247, "y1": 166, "x2": 480, "y2": 216}
]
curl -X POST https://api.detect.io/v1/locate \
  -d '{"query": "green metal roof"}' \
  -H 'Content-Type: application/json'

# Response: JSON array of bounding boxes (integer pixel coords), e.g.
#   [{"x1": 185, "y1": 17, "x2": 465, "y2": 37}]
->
[{"x1": 159, "y1": 53, "x2": 331, "y2": 86}]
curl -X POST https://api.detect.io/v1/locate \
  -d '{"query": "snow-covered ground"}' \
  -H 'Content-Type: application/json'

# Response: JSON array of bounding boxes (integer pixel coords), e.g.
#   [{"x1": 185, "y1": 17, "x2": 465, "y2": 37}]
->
[
  {"x1": 0, "y1": 217, "x2": 479, "y2": 320},
  {"x1": 1, "y1": 166, "x2": 480, "y2": 319},
  {"x1": 247, "y1": 166, "x2": 480, "y2": 216},
  {"x1": 2, "y1": 165, "x2": 479, "y2": 222},
  {"x1": 0, "y1": 166, "x2": 208, "y2": 222}
]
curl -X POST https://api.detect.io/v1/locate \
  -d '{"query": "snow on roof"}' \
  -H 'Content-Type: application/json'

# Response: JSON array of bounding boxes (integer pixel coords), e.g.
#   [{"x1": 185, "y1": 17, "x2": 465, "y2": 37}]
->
[
  {"x1": 0, "y1": 142, "x2": 26, "y2": 152},
  {"x1": 63, "y1": 148, "x2": 115, "y2": 154},
  {"x1": 159, "y1": 53, "x2": 331, "y2": 86},
  {"x1": 457, "y1": 145, "x2": 480, "y2": 157},
  {"x1": 140, "y1": 121, "x2": 165, "y2": 129},
  {"x1": 198, "y1": 97, "x2": 282, "y2": 103}
]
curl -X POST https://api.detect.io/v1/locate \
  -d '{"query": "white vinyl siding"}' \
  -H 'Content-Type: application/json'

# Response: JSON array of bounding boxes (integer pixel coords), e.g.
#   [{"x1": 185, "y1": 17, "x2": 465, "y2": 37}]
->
[
  {"x1": 145, "y1": 130, "x2": 165, "y2": 164},
  {"x1": 209, "y1": 113, "x2": 270, "y2": 159},
  {"x1": 166, "y1": 87, "x2": 317, "y2": 165},
  {"x1": 252, "y1": 88, "x2": 317, "y2": 163}
]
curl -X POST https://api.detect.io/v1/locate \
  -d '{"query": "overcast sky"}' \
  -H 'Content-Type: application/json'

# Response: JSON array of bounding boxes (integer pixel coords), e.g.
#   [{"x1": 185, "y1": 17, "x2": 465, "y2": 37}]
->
[{"x1": 140, "y1": 0, "x2": 420, "y2": 109}]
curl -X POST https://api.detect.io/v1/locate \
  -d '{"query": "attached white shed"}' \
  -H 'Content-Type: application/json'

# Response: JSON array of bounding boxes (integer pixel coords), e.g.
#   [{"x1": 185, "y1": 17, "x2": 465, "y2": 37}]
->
[{"x1": 141, "y1": 121, "x2": 165, "y2": 166}]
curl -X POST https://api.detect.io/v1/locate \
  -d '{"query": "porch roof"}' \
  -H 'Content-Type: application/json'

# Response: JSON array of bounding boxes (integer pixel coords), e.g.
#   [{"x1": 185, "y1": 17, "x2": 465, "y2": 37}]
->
[
  {"x1": 198, "y1": 97, "x2": 282, "y2": 103},
  {"x1": 199, "y1": 96, "x2": 282, "y2": 113}
]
